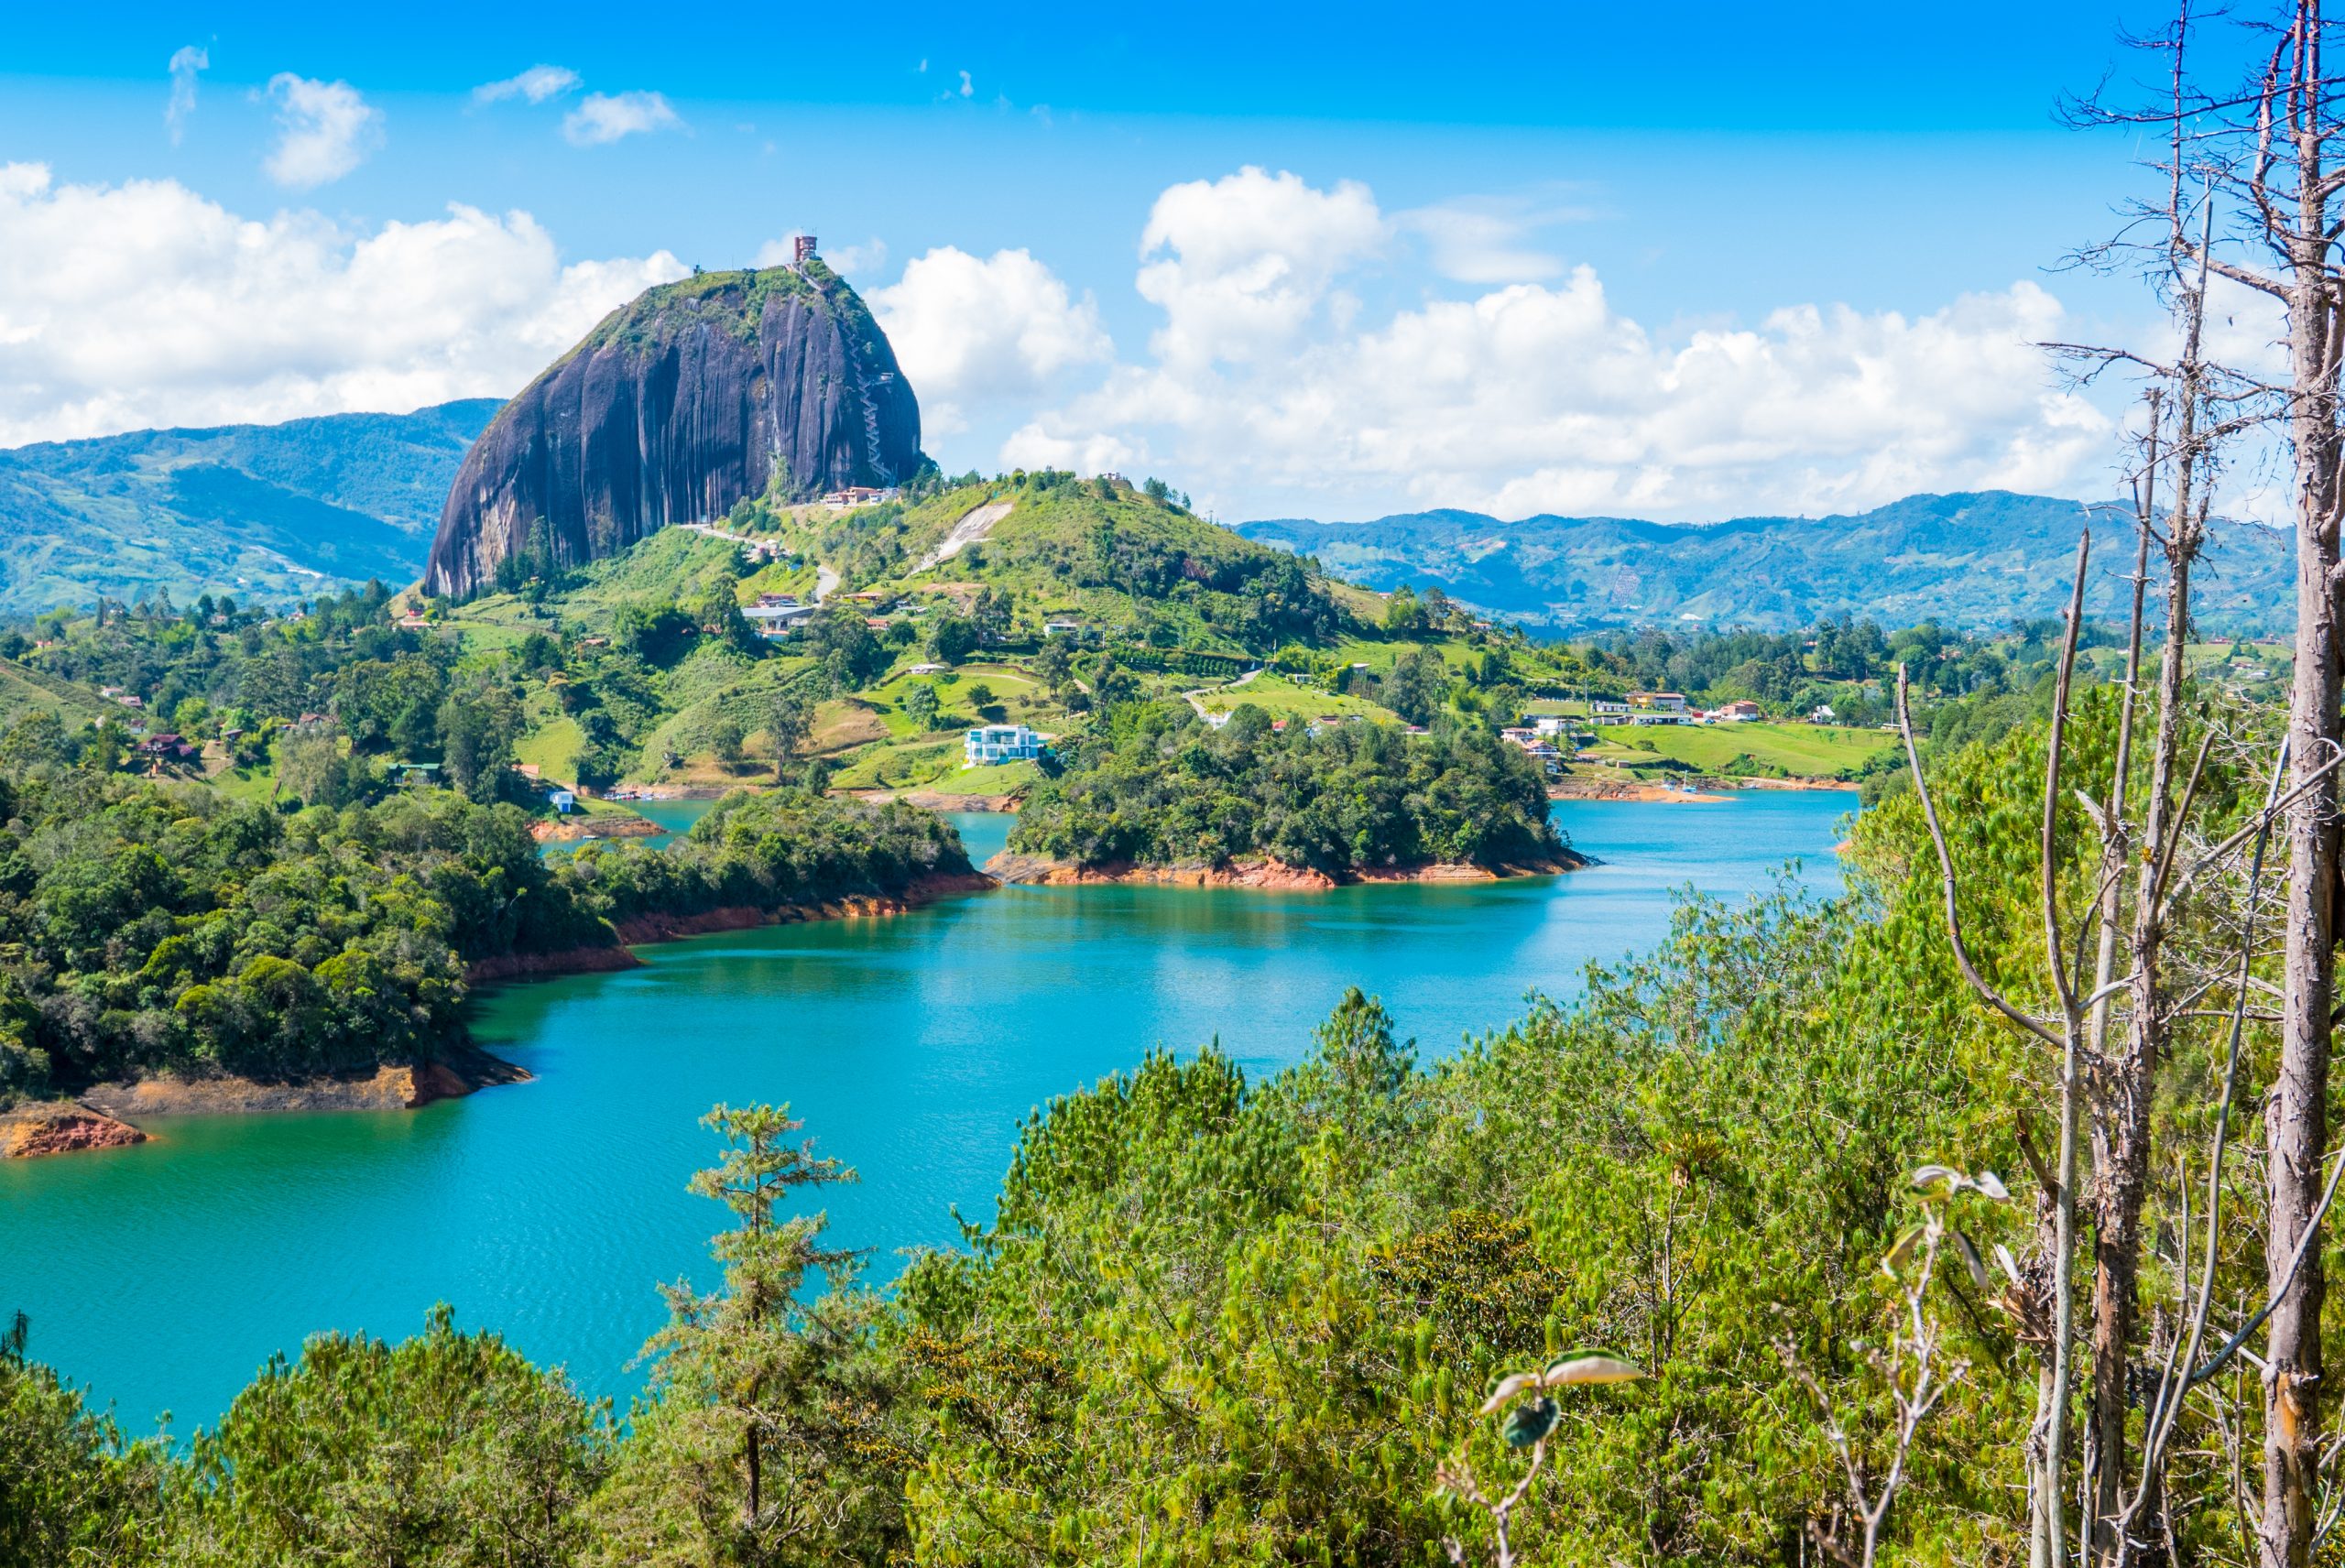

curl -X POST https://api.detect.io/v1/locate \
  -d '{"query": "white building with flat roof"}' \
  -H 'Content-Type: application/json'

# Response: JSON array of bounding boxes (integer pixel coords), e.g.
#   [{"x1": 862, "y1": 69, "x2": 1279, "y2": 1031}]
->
[{"x1": 965, "y1": 724, "x2": 1042, "y2": 766}]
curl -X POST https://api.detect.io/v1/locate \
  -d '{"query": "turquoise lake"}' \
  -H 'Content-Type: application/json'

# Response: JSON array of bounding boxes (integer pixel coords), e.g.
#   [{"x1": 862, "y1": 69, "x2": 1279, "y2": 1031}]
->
[{"x1": 0, "y1": 793, "x2": 1850, "y2": 1432}]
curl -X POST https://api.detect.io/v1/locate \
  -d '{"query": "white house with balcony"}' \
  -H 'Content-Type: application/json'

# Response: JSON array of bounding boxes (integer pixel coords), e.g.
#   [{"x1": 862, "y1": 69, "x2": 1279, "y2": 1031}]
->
[{"x1": 965, "y1": 724, "x2": 1043, "y2": 767}]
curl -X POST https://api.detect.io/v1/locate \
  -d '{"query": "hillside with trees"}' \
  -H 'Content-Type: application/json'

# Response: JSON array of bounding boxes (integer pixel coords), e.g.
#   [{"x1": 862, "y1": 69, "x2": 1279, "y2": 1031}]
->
[
  {"x1": 0, "y1": 400, "x2": 496, "y2": 613},
  {"x1": 0, "y1": 742, "x2": 970, "y2": 1106},
  {"x1": 0, "y1": 680, "x2": 2301, "y2": 1563}
]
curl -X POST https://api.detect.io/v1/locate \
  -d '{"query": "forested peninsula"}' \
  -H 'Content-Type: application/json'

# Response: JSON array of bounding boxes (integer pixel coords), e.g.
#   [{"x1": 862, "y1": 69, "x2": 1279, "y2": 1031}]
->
[
  {"x1": 0, "y1": 750, "x2": 972, "y2": 1153},
  {"x1": 993, "y1": 701, "x2": 1576, "y2": 886}
]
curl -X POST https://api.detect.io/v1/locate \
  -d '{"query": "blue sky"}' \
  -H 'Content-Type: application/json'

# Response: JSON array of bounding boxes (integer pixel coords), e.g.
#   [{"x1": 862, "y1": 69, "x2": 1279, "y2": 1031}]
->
[{"x1": 0, "y1": 2, "x2": 2227, "y2": 521}]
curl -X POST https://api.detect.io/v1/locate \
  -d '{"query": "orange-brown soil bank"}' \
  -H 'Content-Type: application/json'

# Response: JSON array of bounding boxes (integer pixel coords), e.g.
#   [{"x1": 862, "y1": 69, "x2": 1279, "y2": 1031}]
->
[
  {"x1": 608, "y1": 870, "x2": 997, "y2": 942},
  {"x1": 984, "y1": 852, "x2": 1580, "y2": 889}
]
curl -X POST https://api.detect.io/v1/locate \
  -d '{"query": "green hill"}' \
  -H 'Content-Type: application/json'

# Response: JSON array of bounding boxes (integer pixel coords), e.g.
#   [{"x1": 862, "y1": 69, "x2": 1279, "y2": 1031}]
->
[
  {"x1": 0, "y1": 400, "x2": 499, "y2": 614},
  {"x1": 738, "y1": 473, "x2": 1350, "y2": 652},
  {"x1": 412, "y1": 474, "x2": 1608, "y2": 797}
]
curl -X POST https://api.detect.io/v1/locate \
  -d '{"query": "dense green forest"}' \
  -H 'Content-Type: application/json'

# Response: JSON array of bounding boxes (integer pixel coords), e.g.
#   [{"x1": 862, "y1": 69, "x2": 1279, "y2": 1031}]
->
[
  {"x1": 1007, "y1": 700, "x2": 1567, "y2": 874},
  {"x1": 0, "y1": 481, "x2": 2203, "y2": 816},
  {"x1": 5, "y1": 689, "x2": 2275, "y2": 1565},
  {"x1": 0, "y1": 757, "x2": 968, "y2": 1103}
]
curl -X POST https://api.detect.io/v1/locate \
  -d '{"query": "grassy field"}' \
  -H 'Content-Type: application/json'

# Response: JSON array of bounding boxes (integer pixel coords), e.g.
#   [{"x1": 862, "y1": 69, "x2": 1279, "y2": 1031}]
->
[
  {"x1": 1194, "y1": 672, "x2": 1399, "y2": 723},
  {"x1": 205, "y1": 760, "x2": 279, "y2": 804},
  {"x1": 441, "y1": 529, "x2": 750, "y2": 643},
  {"x1": 0, "y1": 661, "x2": 120, "y2": 728},
  {"x1": 936, "y1": 759, "x2": 1042, "y2": 796},
  {"x1": 513, "y1": 714, "x2": 584, "y2": 781},
  {"x1": 828, "y1": 735, "x2": 965, "y2": 789},
  {"x1": 1584, "y1": 720, "x2": 1897, "y2": 779}
]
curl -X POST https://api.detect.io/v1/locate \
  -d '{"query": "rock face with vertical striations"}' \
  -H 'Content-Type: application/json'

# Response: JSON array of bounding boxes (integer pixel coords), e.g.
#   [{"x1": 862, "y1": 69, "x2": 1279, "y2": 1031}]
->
[{"x1": 424, "y1": 259, "x2": 923, "y2": 597}]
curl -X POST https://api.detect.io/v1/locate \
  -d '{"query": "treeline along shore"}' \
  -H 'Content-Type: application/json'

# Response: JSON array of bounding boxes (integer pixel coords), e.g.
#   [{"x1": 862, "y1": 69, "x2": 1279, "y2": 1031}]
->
[{"x1": 0, "y1": 765, "x2": 977, "y2": 1155}]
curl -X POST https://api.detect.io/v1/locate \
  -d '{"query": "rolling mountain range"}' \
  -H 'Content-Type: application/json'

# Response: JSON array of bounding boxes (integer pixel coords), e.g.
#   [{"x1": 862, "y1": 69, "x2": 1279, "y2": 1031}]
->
[
  {"x1": 0, "y1": 376, "x2": 2296, "y2": 637},
  {"x1": 1238, "y1": 492, "x2": 2296, "y2": 634},
  {"x1": 0, "y1": 400, "x2": 497, "y2": 615}
]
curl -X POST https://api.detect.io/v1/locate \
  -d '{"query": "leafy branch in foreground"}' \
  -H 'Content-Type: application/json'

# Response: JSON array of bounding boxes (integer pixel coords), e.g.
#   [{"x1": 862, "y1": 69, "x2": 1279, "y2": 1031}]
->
[
  {"x1": 1783, "y1": 1164, "x2": 2006, "y2": 1568},
  {"x1": 1438, "y1": 1353, "x2": 1644, "y2": 1567}
]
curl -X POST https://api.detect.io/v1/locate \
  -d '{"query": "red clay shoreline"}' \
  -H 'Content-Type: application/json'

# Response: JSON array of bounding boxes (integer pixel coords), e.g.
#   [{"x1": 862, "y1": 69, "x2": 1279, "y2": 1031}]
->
[{"x1": 983, "y1": 850, "x2": 1585, "y2": 890}]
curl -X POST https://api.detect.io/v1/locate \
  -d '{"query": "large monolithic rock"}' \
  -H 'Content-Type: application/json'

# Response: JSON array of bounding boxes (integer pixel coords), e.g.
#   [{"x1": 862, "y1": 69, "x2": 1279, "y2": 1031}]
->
[{"x1": 425, "y1": 258, "x2": 922, "y2": 597}]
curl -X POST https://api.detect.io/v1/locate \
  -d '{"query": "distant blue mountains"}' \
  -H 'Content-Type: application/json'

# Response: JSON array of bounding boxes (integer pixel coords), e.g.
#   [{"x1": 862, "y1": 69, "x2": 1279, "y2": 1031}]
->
[{"x1": 1238, "y1": 492, "x2": 2294, "y2": 634}]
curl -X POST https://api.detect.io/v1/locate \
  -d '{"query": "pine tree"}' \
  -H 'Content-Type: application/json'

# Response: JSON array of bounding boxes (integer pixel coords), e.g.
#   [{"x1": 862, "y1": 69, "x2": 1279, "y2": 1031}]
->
[{"x1": 618, "y1": 1104, "x2": 902, "y2": 1563}]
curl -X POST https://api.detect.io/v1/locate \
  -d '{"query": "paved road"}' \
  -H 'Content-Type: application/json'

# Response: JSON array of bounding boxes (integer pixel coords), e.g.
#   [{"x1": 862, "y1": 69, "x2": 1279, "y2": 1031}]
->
[
  {"x1": 1179, "y1": 664, "x2": 1264, "y2": 719},
  {"x1": 680, "y1": 520, "x2": 840, "y2": 606}
]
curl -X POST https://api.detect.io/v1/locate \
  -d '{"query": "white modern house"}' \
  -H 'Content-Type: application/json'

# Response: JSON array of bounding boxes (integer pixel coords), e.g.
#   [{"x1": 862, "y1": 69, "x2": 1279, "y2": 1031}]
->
[
  {"x1": 965, "y1": 724, "x2": 1043, "y2": 766},
  {"x1": 743, "y1": 602, "x2": 818, "y2": 634}
]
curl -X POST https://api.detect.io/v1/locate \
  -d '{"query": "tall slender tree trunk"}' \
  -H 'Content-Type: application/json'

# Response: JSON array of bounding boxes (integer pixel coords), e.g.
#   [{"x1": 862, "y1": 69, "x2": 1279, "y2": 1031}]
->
[
  {"x1": 747, "y1": 1417, "x2": 762, "y2": 1528},
  {"x1": 2265, "y1": 472, "x2": 2341, "y2": 1568},
  {"x1": 2107, "y1": 466, "x2": 2205, "y2": 1567},
  {"x1": 2034, "y1": 1255, "x2": 2063, "y2": 1568},
  {"x1": 2265, "y1": 21, "x2": 2343, "y2": 1552},
  {"x1": 2089, "y1": 507, "x2": 2154, "y2": 1563}
]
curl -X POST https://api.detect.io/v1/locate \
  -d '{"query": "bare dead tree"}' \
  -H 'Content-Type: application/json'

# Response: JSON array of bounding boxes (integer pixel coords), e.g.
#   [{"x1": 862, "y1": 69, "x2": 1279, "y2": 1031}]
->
[
  {"x1": 2231, "y1": 23, "x2": 2345, "y2": 1563},
  {"x1": 1896, "y1": 540, "x2": 2094, "y2": 1568},
  {"x1": 2078, "y1": 178, "x2": 2227, "y2": 1565},
  {"x1": 2060, "y1": 6, "x2": 2345, "y2": 1561}
]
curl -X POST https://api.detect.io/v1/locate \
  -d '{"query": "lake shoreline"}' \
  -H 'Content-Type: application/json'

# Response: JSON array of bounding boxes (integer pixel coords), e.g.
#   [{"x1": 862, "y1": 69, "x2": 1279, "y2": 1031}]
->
[
  {"x1": 3, "y1": 790, "x2": 1849, "y2": 1425},
  {"x1": 5, "y1": 871, "x2": 998, "y2": 1159},
  {"x1": 2, "y1": 1041, "x2": 534, "y2": 1159},
  {"x1": 1551, "y1": 775, "x2": 1861, "y2": 803},
  {"x1": 529, "y1": 814, "x2": 664, "y2": 844},
  {"x1": 984, "y1": 851, "x2": 1585, "y2": 889},
  {"x1": 1550, "y1": 781, "x2": 1734, "y2": 804}
]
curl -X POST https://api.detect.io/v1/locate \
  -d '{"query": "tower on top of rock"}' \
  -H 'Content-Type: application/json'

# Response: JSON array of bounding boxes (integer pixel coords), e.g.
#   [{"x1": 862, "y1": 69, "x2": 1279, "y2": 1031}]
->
[{"x1": 794, "y1": 234, "x2": 817, "y2": 265}]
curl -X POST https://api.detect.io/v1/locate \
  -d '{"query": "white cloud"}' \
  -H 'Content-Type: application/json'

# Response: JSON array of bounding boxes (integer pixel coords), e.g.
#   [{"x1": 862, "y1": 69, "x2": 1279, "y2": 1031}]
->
[
  {"x1": 473, "y1": 64, "x2": 580, "y2": 105},
  {"x1": 830, "y1": 239, "x2": 889, "y2": 277},
  {"x1": 1136, "y1": 166, "x2": 1384, "y2": 367},
  {"x1": 1000, "y1": 169, "x2": 2110, "y2": 521},
  {"x1": 869, "y1": 246, "x2": 1112, "y2": 435},
  {"x1": 563, "y1": 90, "x2": 681, "y2": 146},
  {"x1": 166, "y1": 47, "x2": 208, "y2": 144},
  {"x1": 1392, "y1": 194, "x2": 1590, "y2": 284},
  {"x1": 0, "y1": 162, "x2": 685, "y2": 446},
  {"x1": 262, "y1": 74, "x2": 381, "y2": 188},
  {"x1": 956, "y1": 70, "x2": 974, "y2": 98}
]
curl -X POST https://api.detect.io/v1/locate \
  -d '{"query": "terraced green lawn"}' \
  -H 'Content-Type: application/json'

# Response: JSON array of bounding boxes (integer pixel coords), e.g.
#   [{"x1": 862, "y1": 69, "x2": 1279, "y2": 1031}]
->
[{"x1": 937, "y1": 759, "x2": 1041, "y2": 796}]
